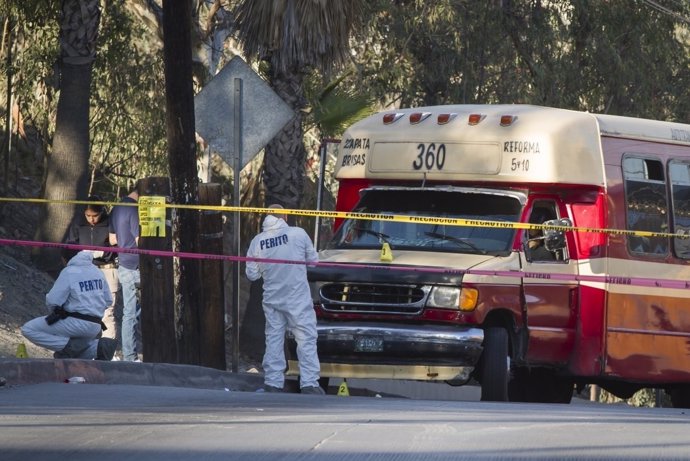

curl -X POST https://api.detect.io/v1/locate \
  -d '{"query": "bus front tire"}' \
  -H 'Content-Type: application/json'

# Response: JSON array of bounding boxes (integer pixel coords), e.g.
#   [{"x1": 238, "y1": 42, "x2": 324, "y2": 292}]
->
[{"x1": 480, "y1": 327, "x2": 509, "y2": 402}]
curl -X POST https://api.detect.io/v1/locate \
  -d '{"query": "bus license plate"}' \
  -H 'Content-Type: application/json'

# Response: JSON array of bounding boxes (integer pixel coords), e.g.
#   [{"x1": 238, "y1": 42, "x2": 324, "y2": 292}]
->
[{"x1": 354, "y1": 336, "x2": 383, "y2": 352}]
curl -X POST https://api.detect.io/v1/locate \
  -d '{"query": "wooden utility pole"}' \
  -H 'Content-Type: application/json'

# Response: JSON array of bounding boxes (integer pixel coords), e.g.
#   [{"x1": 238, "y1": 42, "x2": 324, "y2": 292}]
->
[
  {"x1": 198, "y1": 183, "x2": 226, "y2": 370},
  {"x1": 162, "y1": 0, "x2": 202, "y2": 364},
  {"x1": 138, "y1": 177, "x2": 175, "y2": 363}
]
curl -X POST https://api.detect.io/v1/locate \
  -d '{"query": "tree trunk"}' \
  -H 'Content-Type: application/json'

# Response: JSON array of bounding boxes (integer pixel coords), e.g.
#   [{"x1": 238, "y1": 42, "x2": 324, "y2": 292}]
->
[
  {"x1": 263, "y1": 68, "x2": 306, "y2": 213},
  {"x1": 162, "y1": 0, "x2": 202, "y2": 365},
  {"x1": 32, "y1": 0, "x2": 100, "y2": 276},
  {"x1": 33, "y1": 62, "x2": 93, "y2": 275}
]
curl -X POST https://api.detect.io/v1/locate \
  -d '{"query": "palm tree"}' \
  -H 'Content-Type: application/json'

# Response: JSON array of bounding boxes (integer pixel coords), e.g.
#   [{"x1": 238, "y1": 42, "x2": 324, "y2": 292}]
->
[
  {"x1": 232, "y1": 0, "x2": 364, "y2": 210},
  {"x1": 231, "y1": 0, "x2": 365, "y2": 362},
  {"x1": 33, "y1": 0, "x2": 101, "y2": 275}
]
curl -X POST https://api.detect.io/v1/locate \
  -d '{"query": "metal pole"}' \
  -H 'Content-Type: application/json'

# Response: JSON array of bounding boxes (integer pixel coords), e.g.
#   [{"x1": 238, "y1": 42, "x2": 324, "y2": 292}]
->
[
  {"x1": 313, "y1": 138, "x2": 340, "y2": 250},
  {"x1": 231, "y1": 77, "x2": 243, "y2": 373},
  {"x1": 313, "y1": 141, "x2": 327, "y2": 249}
]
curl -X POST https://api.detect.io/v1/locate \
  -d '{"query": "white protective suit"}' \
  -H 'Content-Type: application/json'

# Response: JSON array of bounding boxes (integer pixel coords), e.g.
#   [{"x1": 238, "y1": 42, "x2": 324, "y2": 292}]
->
[
  {"x1": 246, "y1": 215, "x2": 320, "y2": 389},
  {"x1": 21, "y1": 250, "x2": 113, "y2": 358}
]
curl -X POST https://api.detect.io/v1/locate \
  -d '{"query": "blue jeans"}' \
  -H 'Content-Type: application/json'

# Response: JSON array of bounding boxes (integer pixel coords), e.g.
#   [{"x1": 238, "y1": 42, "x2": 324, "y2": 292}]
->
[{"x1": 118, "y1": 265, "x2": 140, "y2": 361}]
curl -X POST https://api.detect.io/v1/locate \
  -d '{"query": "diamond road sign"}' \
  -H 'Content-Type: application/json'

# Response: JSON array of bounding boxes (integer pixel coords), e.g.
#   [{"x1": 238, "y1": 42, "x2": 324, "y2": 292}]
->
[{"x1": 194, "y1": 56, "x2": 294, "y2": 169}]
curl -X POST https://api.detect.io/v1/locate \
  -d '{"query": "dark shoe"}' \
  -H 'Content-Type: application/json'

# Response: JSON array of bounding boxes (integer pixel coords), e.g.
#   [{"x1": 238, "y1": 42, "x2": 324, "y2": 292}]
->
[
  {"x1": 300, "y1": 386, "x2": 326, "y2": 395},
  {"x1": 96, "y1": 338, "x2": 117, "y2": 361},
  {"x1": 257, "y1": 384, "x2": 284, "y2": 393},
  {"x1": 53, "y1": 338, "x2": 91, "y2": 359}
]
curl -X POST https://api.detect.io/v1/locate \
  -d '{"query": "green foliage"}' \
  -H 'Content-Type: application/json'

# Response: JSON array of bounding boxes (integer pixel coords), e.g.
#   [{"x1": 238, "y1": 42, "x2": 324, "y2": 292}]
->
[
  {"x1": 542, "y1": 0, "x2": 689, "y2": 117},
  {"x1": 351, "y1": 0, "x2": 520, "y2": 107},
  {"x1": 4, "y1": 0, "x2": 690, "y2": 202},
  {"x1": 349, "y1": 0, "x2": 690, "y2": 120},
  {"x1": 2, "y1": 2, "x2": 168, "y2": 198},
  {"x1": 90, "y1": 2, "x2": 167, "y2": 195},
  {"x1": 303, "y1": 70, "x2": 376, "y2": 138},
  {"x1": 2, "y1": 5, "x2": 59, "y2": 145},
  {"x1": 599, "y1": 387, "x2": 671, "y2": 408}
]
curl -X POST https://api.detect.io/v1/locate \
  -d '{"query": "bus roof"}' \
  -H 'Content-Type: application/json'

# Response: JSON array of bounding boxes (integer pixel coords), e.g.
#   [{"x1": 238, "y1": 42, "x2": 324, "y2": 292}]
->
[{"x1": 335, "y1": 104, "x2": 690, "y2": 187}]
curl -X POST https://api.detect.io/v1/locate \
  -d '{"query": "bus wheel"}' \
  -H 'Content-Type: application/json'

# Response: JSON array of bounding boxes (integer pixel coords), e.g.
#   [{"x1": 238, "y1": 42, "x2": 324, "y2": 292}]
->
[{"x1": 480, "y1": 327, "x2": 509, "y2": 402}]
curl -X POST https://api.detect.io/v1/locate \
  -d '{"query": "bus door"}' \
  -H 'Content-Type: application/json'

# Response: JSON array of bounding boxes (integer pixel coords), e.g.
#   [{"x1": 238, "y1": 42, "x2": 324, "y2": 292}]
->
[{"x1": 520, "y1": 199, "x2": 579, "y2": 365}]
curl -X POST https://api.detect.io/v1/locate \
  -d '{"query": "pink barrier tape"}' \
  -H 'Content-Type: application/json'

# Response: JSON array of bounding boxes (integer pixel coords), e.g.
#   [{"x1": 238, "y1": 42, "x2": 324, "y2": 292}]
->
[{"x1": 4, "y1": 237, "x2": 690, "y2": 290}]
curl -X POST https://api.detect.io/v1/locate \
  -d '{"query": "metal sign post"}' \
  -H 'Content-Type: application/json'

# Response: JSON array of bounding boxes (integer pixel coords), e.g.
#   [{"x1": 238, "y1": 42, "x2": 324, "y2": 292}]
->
[
  {"x1": 194, "y1": 56, "x2": 294, "y2": 373},
  {"x1": 232, "y1": 78, "x2": 242, "y2": 373},
  {"x1": 314, "y1": 142, "x2": 327, "y2": 250}
]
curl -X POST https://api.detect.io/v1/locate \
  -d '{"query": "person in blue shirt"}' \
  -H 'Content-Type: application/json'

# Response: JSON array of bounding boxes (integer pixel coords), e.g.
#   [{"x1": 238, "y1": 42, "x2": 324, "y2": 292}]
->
[{"x1": 109, "y1": 182, "x2": 141, "y2": 362}]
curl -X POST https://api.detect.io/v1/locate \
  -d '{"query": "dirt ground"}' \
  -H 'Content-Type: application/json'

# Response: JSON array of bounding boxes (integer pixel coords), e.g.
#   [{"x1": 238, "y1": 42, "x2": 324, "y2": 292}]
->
[
  {"x1": 0, "y1": 175, "x2": 55, "y2": 359},
  {"x1": 0, "y1": 252, "x2": 54, "y2": 359}
]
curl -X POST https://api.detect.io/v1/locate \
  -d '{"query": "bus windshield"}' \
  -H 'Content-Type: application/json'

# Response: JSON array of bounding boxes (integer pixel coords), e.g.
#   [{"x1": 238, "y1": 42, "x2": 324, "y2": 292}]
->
[{"x1": 328, "y1": 188, "x2": 522, "y2": 255}]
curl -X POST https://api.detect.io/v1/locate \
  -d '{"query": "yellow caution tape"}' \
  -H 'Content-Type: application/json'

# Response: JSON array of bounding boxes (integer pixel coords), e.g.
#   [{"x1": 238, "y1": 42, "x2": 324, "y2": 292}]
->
[{"x1": 0, "y1": 196, "x2": 687, "y2": 240}]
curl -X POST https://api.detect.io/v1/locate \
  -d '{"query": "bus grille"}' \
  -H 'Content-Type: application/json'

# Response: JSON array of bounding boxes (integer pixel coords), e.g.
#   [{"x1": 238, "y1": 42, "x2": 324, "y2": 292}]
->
[{"x1": 319, "y1": 283, "x2": 427, "y2": 315}]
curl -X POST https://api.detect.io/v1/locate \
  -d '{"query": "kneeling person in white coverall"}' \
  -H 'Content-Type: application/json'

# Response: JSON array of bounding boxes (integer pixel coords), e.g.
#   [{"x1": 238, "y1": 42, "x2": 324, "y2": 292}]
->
[
  {"x1": 21, "y1": 250, "x2": 117, "y2": 360},
  {"x1": 245, "y1": 204, "x2": 323, "y2": 394}
]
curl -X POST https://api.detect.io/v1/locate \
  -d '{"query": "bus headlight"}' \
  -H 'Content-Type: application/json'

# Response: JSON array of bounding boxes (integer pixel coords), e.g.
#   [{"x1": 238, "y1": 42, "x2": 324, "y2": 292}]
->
[
  {"x1": 427, "y1": 286, "x2": 478, "y2": 311},
  {"x1": 427, "y1": 286, "x2": 460, "y2": 309}
]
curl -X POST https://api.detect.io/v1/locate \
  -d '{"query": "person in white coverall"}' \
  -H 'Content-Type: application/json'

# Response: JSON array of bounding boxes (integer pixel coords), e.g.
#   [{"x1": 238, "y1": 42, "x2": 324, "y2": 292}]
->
[
  {"x1": 21, "y1": 250, "x2": 117, "y2": 360},
  {"x1": 245, "y1": 205, "x2": 323, "y2": 394}
]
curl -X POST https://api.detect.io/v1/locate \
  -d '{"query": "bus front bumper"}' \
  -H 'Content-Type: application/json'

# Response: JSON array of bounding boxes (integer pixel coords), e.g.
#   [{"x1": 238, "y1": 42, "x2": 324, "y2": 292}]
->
[{"x1": 286, "y1": 322, "x2": 484, "y2": 383}]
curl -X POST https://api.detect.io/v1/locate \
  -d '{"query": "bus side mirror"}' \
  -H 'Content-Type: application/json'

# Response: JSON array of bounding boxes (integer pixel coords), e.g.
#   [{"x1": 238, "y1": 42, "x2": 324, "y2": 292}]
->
[{"x1": 543, "y1": 218, "x2": 572, "y2": 251}]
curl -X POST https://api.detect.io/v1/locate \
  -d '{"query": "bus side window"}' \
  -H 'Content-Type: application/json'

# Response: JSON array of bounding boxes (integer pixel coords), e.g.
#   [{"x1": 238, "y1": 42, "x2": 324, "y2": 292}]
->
[
  {"x1": 526, "y1": 201, "x2": 561, "y2": 262},
  {"x1": 669, "y1": 161, "x2": 690, "y2": 259},
  {"x1": 623, "y1": 157, "x2": 669, "y2": 256}
]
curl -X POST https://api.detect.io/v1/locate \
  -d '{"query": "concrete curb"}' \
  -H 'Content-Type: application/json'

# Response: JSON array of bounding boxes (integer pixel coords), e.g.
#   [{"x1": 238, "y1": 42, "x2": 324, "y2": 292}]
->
[{"x1": 0, "y1": 358, "x2": 264, "y2": 391}]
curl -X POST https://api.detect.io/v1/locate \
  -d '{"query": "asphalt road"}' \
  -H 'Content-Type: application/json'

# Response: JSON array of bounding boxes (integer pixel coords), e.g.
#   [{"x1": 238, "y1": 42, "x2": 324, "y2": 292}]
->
[{"x1": 2, "y1": 382, "x2": 689, "y2": 461}]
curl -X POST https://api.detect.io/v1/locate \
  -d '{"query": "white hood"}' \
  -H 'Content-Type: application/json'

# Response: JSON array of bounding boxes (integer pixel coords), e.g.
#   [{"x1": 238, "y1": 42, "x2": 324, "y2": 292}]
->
[
  {"x1": 46, "y1": 250, "x2": 111, "y2": 316},
  {"x1": 262, "y1": 215, "x2": 287, "y2": 232},
  {"x1": 316, "y1": 248, "x2": 521, "y2": 285},
  {"x1": 66, "y1": 250, "x2": 95, "y2": 267},
  {"x1": 318, "y1": 248, "x2": 500, "y2": 271}
]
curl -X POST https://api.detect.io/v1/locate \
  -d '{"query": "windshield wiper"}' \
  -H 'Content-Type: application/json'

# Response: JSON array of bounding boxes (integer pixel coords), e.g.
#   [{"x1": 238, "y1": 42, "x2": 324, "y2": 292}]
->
[
  {"x1": 424, "y1": 231, "x2": 487, "y2": 254},
  {"x1": 353, "y1": 227, "x2": 391, "y2": 243}
]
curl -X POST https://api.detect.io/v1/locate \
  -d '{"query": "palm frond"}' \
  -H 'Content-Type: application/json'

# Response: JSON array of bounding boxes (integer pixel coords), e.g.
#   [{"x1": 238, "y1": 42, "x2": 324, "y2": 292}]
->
[
  {"x1": 232, "y1": 0, "x2": 364, "y2": 75},
  {"x1": 307, "y1": 85, "x2": 375, "y2": 137}
]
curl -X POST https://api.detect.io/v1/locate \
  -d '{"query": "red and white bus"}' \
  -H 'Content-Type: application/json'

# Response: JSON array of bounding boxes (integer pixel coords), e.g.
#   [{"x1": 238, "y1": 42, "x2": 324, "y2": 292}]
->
[{"x1": 289, "y1": 104, "x2": 690, "y2": 405}]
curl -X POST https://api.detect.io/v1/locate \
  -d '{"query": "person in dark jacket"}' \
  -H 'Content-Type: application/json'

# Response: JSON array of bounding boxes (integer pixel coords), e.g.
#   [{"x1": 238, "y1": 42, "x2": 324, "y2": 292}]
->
[{"x1": 66, "y1": 196, "x2": 121, "y2": 357}]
